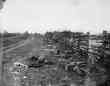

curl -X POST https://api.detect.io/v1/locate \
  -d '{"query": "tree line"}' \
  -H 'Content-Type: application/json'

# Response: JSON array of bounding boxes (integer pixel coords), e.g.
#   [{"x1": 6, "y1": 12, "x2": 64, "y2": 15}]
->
[{"x1": 43, "y1": 30, "x2": 110, "y2": 86}]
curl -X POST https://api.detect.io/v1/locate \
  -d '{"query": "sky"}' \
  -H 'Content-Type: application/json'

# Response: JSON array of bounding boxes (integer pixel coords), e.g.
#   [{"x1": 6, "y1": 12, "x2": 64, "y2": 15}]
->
[{"x1": 1, "y1": 0, "x2": 110, "y2": 33}]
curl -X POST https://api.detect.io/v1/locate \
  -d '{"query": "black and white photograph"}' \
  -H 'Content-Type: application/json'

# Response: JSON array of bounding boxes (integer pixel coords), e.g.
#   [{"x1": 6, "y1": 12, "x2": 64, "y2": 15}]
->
[{"x1": 0, "y1": 0, "x2": 110, "y2": 86}]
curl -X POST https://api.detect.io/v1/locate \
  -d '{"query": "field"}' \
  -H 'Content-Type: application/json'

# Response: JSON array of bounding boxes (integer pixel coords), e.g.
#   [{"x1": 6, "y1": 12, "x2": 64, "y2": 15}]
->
[
  {"x1": 1, "y1": 35, "x2": 50, "y2": 86},
  {"x1": 0, "y1": 34, "x2": 29, "y2": 50},
  {"x1": 0, "y1": 31, "x2": 110, "y2": 86}
]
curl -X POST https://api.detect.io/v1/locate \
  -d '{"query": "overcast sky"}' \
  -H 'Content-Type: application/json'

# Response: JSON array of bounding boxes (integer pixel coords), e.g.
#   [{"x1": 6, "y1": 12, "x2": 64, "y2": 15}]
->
[{"x1": 1, "y1": 0, "x2": 110, "y2": 33}]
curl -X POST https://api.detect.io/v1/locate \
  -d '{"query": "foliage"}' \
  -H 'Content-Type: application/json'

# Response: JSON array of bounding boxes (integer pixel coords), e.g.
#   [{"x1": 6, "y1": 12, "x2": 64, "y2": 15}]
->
[{"x1": 43, "y1": 30, "x2": 110, "y2": 86}]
